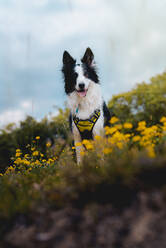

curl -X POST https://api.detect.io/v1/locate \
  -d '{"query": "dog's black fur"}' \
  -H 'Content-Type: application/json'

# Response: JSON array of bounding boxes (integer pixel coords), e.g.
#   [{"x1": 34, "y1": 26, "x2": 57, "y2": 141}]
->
[{"x1": 62, "y1": 48, "x2": 99, "y2": 95}]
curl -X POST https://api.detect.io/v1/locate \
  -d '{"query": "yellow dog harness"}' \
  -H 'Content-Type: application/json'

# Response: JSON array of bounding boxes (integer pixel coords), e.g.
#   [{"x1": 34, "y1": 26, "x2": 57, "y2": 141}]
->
[{"x1": 73, "y1": 109, "x2": 101, "y2": 140}]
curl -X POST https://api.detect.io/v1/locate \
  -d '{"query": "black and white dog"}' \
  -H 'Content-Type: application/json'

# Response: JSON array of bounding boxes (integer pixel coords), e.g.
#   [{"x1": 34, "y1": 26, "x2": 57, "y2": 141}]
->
[{"x1": 62, "y1": 48, "x2": 111, "y2": 162}]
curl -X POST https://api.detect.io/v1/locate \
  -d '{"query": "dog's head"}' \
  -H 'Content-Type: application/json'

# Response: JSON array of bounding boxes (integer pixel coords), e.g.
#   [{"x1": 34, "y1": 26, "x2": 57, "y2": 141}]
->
[{"x1": 62, "y1": 48, "x2": 99, "y2": 97}]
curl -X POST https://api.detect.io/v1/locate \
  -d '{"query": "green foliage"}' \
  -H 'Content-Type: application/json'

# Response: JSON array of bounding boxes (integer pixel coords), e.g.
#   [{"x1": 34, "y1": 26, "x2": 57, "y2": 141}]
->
[
  {"x1": 1, "y1": 140, "x2": 166, "y2": 222},
  {"x1": 0, "y1": 109, "x2": 69, "y2": 173},
  {"x1": 108, "y1": 72, "x2": 166, "y2": 126}
]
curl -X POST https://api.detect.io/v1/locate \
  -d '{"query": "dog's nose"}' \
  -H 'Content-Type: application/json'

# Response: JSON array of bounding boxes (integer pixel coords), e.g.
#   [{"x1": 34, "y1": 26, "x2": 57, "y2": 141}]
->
[{"x1": 79, "y1": 83, "x2": 85, "y2": 90}]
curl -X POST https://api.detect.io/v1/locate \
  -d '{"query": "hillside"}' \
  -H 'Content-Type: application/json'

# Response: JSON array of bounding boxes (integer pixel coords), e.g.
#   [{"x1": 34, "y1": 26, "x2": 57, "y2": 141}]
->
[{"x1": 1, "y1": 72, "x2": 166, "y2": 247}]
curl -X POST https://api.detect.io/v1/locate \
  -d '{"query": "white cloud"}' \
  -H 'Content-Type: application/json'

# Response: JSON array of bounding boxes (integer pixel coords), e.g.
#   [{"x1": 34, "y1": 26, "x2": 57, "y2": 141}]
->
[
  {"x1": 21, "y1": 100, "x2": 32, "y2": 109},
  {"x1": 0, "y1": 109, "x2": 25, "y2": 127},
  {"x1": 0, "y1": 100, "x2": 32, "y2": 127}
]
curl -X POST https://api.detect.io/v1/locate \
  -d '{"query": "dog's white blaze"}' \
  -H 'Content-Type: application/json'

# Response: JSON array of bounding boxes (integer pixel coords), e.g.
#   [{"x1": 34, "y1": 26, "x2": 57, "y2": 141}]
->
[
  {"x1": 68, "y1": 82, "x2": 103, "y2": 118},
  {"x1": 75, "y1": 65, "x2": 91, "y2": 91}
]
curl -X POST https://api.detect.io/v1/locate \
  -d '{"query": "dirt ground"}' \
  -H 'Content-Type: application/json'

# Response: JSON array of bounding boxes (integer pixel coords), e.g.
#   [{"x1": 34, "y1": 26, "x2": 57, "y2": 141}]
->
[{"x1": 2, "y1": 190, "x2": 166, "y2": 248}]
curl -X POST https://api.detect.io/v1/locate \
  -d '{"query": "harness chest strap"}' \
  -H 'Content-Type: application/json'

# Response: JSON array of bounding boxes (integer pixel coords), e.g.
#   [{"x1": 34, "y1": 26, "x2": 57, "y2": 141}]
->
[{"x1": 73, "y1": 109, "x2": 101, "y2": 139}]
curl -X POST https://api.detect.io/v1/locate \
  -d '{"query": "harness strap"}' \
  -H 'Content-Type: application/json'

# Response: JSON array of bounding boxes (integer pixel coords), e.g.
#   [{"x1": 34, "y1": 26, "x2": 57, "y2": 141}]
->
[{"x1": 73, "y1": 109, "x2": 100, "y2": 140}]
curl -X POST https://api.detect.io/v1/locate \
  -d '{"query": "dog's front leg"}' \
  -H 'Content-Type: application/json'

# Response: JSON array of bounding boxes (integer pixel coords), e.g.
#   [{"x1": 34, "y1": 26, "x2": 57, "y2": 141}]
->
[{"x1": 73, "y1": 126, "x2": 83, "y2": 164}]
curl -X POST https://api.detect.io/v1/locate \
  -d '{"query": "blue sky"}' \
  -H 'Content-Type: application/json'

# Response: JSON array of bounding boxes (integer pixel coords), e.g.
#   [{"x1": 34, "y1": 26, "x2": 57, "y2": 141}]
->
[{"x1": 1, "y1": 0, "x2": 166, "y2": 127}]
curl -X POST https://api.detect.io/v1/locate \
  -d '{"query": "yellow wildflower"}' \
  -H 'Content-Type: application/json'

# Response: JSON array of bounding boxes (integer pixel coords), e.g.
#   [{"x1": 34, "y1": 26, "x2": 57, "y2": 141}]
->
[
  {"x1": 35, "y1": 159, "x2": 40, "y2": 165},
  {"x1": 132, "y1": 135, "x2": 141, "y2": 142},
  {"x1": 47, "y1": 158, "x2": 54, "y2": 164},
  {"x1": 46, "y1": 142, "x2": 51, "y2": 147},
  {"x1": 75, "y1": 142, "x2": 82, "y2": 147},
  {"x1": 114, "y1": 124, "x2": 123, "y2": 130},
  {"x1": 124, "y1": 134, "x2": 131, "y2": 141},
  {"x1": 123, "y1": 123, "x2": 133, "y2": 129},
  {"x1": 103, "y1": 148, "x2": 112, "y2": 154},
  {"x1": 5, "y1": 166, "x2": 15, "y2": 174},
  {"x1": 137, "y1": 121, "x2": 146, "y2": 131},
  {"x1": 160, "y1": 117, "x2": 166, "y2": 123},
  {"x1": 24, "y1": 154, "x2": 29, "y2": 159},
  {"x1": 32, "y1": 151, "x2": 39, "y2": 156},
  {"x1": 49, "y1": 158, "x2": 53, "y2": 162},
  {"x1": 82, "y1": 139, "x2": 93, "y2": 150},
  {"x1": 14, "y1": 157, "x2": 22, "y2": 164},
  {"x1": 110, "y1": 116, "x2": 119, "y2": 124},
  {"x1": 94, "y1": 135, "x2": 102, "y2": 141},
  {"x1": 16, "y1": 152, "x2": 22, "y2": 157},
  {"x1": 105, "y1": 126, "x2": 117, "y2": 135},
  {"x1": 162, "y1": 124, "x2": 166, "y2": 132},
  {"x1": 0, "y1": 173, "x2": 3, "y2": 176},
  {"x1": 117, "y1": 142, "x2": 123, "y2": 149},
  {"x1": 23, "y1": 160, "x2": 30, "y2": 166},
  {"x1": 36, "y1": 136, "x2": 40, "y2": 140},
  {"x1": 112, "y1": 131, "x2": 126, "y2": 142}
]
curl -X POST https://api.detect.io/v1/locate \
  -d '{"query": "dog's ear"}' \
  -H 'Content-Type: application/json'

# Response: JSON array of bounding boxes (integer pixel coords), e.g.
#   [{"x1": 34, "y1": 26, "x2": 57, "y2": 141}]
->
[
  {"x1": 81, "y1": 47, "x2": 94, "y2": 66},
  {"x1": 63, "y1": 51, "x2": 75, "y2": 65}
]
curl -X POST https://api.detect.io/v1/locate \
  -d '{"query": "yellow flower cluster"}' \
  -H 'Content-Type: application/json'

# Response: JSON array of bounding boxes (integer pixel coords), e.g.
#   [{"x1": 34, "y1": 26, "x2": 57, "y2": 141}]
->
[
  {"x1": 139, "y1": 125, "x2": 160, "y2": 147},
  {"x1": 15, "y1": 149, "x2": 22, "y2": 157},
  {"x1": 160, "y1": 116, "x2": 166, "y2": 132},
  {"x1": 123, "y1": 122, "x2": 133, "y2": 129},
  {"x1": 82, "y1": 139, "x2": 94, "y2": 150},
  {"x1": 137, "y1": 121, "x2": 146, "y2": 131},
  {"x1": 2, "y1": 139, "x2": 58, "y2": 176},
  {"x1": 5, "y1": 165, "x2": 15, "y2": 175},
  {"x1": 108, "y1": 131, "x2": 130, "y2": 149},
  {"x1": 32, "y1": 151, "x2": 39, "y2": 156},
  {"x1": 72, "y1": 116, "x2": 166, "y2": 159},
  {"x1": 105, "y1": 117, "x2": 161, "y2": 158},
  {"x1": 1, "y1": 116, "x2": 166, "y2": 175},
  {"x1": 110, "y1": 116, "x2": 119, "y2": 124}
]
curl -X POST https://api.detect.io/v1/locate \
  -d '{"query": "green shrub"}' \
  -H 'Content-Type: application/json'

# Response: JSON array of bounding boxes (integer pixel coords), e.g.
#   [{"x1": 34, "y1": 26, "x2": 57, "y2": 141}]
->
[
  {"x1": 108, "y1": 72, "x2": 166, "y2": 126},
  {"x1": 0, "y1": 109, "x2": 69, "y2": 173}
]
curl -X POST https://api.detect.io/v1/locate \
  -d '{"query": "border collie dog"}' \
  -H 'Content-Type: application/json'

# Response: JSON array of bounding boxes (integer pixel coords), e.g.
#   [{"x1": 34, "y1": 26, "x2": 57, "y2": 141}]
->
[{"x1": 62, "y1": 48, "x2": 110, "y2": 163}]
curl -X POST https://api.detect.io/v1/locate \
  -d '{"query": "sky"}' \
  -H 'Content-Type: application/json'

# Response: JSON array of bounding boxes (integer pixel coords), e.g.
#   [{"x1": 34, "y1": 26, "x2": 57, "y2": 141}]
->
[{"x1": 1, "y1": 0, "x2": 166, "y2": 127}]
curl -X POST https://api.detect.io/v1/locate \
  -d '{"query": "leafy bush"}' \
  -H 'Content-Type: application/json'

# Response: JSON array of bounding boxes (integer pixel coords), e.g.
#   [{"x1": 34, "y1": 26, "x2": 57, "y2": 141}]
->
[
  {"x1": 0, "y1": 109, "x2": 69, "y2": 173},
  {"x1": 108, "y1": 72, "x2": 166, "y2": 126}
]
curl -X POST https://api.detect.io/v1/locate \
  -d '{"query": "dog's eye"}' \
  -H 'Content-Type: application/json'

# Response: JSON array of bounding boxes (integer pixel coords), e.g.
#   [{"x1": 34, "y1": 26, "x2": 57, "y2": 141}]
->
[
  {"x1": 84, "y1": 73, "x2": 88, "y2": 78},
  {"x1": 74, "y1": 72, "x2": 78, "y2": 78}
]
